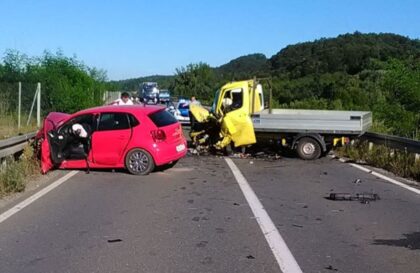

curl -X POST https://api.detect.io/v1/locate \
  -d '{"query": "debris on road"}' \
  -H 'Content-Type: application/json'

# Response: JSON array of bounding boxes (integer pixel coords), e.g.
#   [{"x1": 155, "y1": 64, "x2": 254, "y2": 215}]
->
[
  {"x1": 325, "y1": 265, "x2": 338, "y2": 271},
  {"x1": 107, "y1": 239, "x2": 123, "y2": 243},
  {"x1": 353, "y1": 178, "x2": 362, "y2": 184},
  {"x1": 246, "y1": 255, "x2": 255, "y2": 259},
  {"x1": 231, "y1": 153, "x2": 251, "y2": 159},
  {"x1": 327, "y1": 193, "x2": 380, "y2": 203},
  {"x1": 292, "y1": 224, "x2": 304, "y2": 228},
  {"x1": 188, "y1": 148, "x2": 199, "y2": 155},
  {"x1": 230, "y1": 150, "x2": 282, "y2": 161},
  {"x1": 196, "y1": 241, "x2": 208, "y2": 248}
]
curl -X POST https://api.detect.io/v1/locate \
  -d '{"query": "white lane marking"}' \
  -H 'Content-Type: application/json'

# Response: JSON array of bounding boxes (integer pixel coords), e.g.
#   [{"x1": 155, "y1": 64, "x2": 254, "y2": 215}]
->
[
  {"x1": 225, "y1": 158, "x2": 303, "y2": 273},
  {"x1": 332, "y1": 155, "x2": 420, "y2": 195},
  {"x1": 349, "y1": 163, "x2": 420, "y2": 195},
  {"x1": 0, "y1": 171, "x2": 78, "y2": 224}
]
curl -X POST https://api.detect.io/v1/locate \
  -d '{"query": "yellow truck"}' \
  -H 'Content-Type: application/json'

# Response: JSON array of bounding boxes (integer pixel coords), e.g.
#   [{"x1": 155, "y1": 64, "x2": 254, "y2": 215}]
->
[{"x1": 189, "y1": 79, "x2": 372, "y2": 160}]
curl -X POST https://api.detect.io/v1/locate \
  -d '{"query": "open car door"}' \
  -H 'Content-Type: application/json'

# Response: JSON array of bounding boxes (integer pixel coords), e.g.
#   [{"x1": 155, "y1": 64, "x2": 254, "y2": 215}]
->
[{"x1": 39, "y1": 112, "x2": 70, "y2": 173}]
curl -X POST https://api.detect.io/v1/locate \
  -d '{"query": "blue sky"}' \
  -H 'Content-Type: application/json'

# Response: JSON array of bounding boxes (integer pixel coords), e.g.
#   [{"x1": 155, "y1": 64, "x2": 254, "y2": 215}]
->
[{"x1": 1, "y1": 0, "x2": 419, "y2": 80}]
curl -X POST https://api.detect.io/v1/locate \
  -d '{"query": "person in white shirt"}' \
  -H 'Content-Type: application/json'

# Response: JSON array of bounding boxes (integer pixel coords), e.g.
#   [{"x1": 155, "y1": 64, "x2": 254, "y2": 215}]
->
[
  {"x1": 110, "y1": 92, "x2": 134, "y2": 105},
  {"x1": 72, "y1": 124, "x2": 88, "y2": 138},
  {"x1": 189, "y1": 96, "x2": 201, "y2": 127}
]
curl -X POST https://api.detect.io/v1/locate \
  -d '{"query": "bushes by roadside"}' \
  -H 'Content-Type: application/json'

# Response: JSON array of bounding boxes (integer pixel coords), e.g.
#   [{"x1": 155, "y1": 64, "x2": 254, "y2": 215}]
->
[
  {"x1": 0, "y1": 144, "x2": 39, "y2": 196},
  {"x1": 335, "y1": 142, "x2": 420, "y2": 182}
]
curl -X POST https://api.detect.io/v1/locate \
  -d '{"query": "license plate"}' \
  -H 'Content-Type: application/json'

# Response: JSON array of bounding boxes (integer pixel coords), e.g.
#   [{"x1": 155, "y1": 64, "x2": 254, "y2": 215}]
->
[{"x1": 176, "y1": 144, "x2": 186, "y2": 152}]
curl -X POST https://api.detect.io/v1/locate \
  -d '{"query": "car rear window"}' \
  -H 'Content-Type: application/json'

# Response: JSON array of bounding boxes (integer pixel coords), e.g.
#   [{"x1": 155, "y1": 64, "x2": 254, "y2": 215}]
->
[{"x1": 149, "y1": 109, "x2": 178, "y2": 127}]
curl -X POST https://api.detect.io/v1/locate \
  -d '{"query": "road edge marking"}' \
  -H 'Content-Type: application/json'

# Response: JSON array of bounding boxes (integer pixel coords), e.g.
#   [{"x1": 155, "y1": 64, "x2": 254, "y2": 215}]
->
[
  {"x1": 225, "y1": 158, "x2": 303, "y2": 273},
  {"x1": 0, "y1": 171, "x2": 79, "y2": 224},
  {"x1": 331, "y1": 156, "x2": 420, "y2": 195},
  {"x1": 350, "y1": 162, "x2": 420, "y2": 195}
]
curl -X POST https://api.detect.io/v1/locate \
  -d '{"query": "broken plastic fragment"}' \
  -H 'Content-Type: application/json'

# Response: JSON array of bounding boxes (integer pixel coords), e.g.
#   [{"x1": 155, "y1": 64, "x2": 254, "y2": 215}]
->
[
  {"x1": 353, "y1": 178, "x2": 362, "y2": 184},
  {"x1": 107, "y1": 239, "x2": 123, "y2": 243},
  {"x1": 328, "y1": 193, "x2": 380, "y2": 202}
]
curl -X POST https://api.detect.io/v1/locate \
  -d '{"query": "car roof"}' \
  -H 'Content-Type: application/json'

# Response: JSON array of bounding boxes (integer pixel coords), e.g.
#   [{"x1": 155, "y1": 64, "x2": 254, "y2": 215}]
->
[{"x1": 75, "y1": 104, "x2": 165, "y2": 116}]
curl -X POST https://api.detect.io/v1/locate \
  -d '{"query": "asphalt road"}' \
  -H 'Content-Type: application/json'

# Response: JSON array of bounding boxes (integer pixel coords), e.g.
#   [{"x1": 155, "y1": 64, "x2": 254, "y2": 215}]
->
[{"x1": 0, "y1": 154, "x2": 419, "y2": 273}]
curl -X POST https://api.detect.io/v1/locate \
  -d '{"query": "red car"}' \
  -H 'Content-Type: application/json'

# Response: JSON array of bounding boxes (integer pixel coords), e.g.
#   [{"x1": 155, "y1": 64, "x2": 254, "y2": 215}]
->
[{"x1": 36, "y1": 105, "x2": 187, "y2": 175}]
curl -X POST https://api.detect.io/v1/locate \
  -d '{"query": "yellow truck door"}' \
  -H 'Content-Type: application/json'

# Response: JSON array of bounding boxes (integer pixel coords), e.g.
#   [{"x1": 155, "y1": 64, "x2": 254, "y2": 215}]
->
[{"x1": 218, "y1": 85, "x2": 256, "y2": 147}]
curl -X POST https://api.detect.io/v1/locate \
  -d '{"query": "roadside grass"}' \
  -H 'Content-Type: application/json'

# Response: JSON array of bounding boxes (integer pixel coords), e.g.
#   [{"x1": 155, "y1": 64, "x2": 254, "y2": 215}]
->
[
  {"x1": 0, "y1": 144, "x2": 40, "y2": 196},
  {"x1": 0, "y1": 115, "x2": 38, "y2": 140},
  {"x1": 335, "y1": 142, "x2": 420, "y2": 182}
]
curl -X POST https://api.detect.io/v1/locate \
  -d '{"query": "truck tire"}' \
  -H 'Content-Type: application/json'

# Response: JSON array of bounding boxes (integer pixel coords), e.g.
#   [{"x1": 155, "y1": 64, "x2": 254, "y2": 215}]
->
[{"x1": 296, "y1": 137, "x2": 321, "y2": 160}]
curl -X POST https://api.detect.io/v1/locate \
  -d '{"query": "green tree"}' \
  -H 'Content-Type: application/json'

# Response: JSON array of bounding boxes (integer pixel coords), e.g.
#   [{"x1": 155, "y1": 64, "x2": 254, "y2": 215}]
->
[
  {"x1": 173, "y1": 62, "x2": 217, "y2": 101},
  {"x1": 0, "y1": 50, "x2": 107, "y2": 114}
]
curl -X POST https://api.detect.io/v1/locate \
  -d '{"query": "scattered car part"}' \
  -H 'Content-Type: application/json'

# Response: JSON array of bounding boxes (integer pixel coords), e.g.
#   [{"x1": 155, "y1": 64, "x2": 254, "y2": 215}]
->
[
  {"x1": 328, "y1": 193, "x2": 380, "y2": 202},
  {"x1": 353, "y1": 178, "x2": 362, "y2": 184}
]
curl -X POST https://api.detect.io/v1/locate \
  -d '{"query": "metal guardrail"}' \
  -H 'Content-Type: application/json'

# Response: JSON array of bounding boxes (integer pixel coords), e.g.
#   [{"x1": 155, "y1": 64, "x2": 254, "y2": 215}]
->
[
  {"x1": 0, "y1": 132, "x2": 37, "y2": 159},
  {"x1": 361, "y1": 132, "x2": 420, "y2": 155}
]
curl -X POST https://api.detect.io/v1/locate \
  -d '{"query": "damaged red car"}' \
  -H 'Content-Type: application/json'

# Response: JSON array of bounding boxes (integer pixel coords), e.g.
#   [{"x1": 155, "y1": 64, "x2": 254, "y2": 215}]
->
[{"x1": 36, "y1": 105, "x2": 187, "y2": 175}]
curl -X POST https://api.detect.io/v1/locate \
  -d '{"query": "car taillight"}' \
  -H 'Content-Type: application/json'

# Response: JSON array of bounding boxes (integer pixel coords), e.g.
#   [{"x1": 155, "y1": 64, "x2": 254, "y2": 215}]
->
[{"x1": 151, "y1": 129, "x2": 166, "y2": 142}]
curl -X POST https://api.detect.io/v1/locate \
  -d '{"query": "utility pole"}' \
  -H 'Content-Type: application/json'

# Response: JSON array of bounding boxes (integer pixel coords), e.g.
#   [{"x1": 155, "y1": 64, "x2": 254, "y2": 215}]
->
[
  {"x1": 36, "y1": 82, "x2": 41, "y2": 127},
  {"x1": 18, "y1": 82, "x2": 21, "y2": 130}
]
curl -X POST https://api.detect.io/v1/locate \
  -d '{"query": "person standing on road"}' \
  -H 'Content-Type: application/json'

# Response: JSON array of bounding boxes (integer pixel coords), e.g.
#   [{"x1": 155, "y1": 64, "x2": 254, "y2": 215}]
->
[
  {"x1": 189, "y1": 96, "x2": 201, "y2": 128},
  {"x1": 110, "y1": 92, "x2": 134, "y2": 105},
  {"x1": 190, "y1": 96, "x2": 201, "y2": 106}
]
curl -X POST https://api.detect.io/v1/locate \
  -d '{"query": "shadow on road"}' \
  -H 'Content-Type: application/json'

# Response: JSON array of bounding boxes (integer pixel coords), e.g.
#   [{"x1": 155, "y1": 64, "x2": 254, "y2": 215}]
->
[{"x1": 373, "y1": 232, "x2": 420, "y2": 250}]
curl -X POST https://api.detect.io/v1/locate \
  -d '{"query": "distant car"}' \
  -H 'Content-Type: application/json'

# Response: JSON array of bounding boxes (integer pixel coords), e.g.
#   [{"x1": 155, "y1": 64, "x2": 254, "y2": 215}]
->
[
  {"x1": 35, "y1": 105, "x2": 187, "y2": 175},
  {"x1": 139, "y1": 82, "x2": 160, "y2": 104},
  {"x1": 174, "y1": 100, "x2": 191, "y2": 124},
  {"x1": 159, "y1": 89, "x2": 171, "y2": 103}
]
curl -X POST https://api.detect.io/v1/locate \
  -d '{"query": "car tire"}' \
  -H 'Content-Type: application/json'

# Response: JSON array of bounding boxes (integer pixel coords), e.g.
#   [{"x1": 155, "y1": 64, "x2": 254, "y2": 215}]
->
[
  {"x1": 296, "y1": 137, "x2": 322, "y2": 160},
  {"x1": 125, "y1": 148, "x2": 155, "y2": 175}
]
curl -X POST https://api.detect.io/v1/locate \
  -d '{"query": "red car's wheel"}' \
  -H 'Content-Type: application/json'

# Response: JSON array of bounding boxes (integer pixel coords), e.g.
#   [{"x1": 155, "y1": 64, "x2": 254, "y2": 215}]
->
[{"x1": 125, "y1": 148, "x2": 155, "y2": 175}]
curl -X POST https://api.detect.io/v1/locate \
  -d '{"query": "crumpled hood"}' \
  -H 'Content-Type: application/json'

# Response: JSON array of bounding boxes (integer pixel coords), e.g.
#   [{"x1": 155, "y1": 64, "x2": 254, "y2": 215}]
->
[{"x1": 189, "y1": 104, "x2": 210, "y2": 122}]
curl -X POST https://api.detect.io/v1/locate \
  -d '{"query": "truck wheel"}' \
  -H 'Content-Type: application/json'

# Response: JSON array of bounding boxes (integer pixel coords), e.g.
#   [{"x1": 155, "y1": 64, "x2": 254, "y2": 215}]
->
[
  {"x1": 125, "y1": 148, "x2": 155, "y2": 175},
  {"x1": 297, "y1": 137, "x2": 321, "y2": 160}
]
